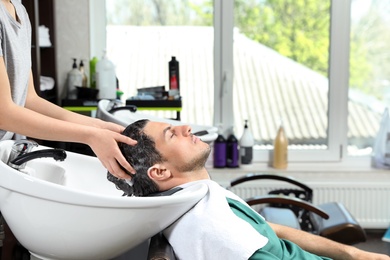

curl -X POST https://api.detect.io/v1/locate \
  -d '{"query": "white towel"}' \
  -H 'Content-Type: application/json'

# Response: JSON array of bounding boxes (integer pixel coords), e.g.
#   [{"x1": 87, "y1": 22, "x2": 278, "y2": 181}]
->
[
  {"x1": 38, "y1": 25, "x2": 52, "y2": 47},
  {"x1": 40, "y1": 76, "x2": 55, "y2": 91},
  {"x1": 163, "y1": 179, "x2": 268, "y2": 260}
]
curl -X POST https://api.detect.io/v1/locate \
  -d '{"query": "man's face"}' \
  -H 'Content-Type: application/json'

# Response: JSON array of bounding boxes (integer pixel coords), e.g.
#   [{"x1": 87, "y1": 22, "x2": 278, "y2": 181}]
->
[{"x1": 144, "y1": 121, "x2": 211, "y2": 172}]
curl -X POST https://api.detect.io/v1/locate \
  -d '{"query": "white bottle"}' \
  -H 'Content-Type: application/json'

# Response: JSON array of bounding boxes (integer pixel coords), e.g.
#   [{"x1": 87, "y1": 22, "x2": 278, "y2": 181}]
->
[
  {"x1": 384, "y1": 132, "x2": 390, "y2": 165},
  {"x1": 239, "y1": 120, "x2": 254, "y2": 164},
  {"x1": 96, "y1": 50, "x2": 117, "y2": 99},
  {"x1": 67, "y1": 58, "x2": 83, "y2": 99}
]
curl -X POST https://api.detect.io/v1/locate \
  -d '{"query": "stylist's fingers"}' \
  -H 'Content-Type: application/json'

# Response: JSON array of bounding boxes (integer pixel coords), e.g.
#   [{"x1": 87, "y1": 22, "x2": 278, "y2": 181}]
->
[
  {"x1": 116, "y1": 134, "x2": 137, "y2": 146},
  {"x1": 88, "y1": 129, "x2": 136, "y2": 179},
  {"x1": 111, "y1": 133, "x2": 137, "y2": 177},
  {"x1": 101, "y1": 121, "x2": 125, "y2": 133},
  {"x1": 107, "y1": 158, "x2": 132, "y2": 179},
  {"x1": 96, "y1": 145, "x2": 134, "y2": 179}
]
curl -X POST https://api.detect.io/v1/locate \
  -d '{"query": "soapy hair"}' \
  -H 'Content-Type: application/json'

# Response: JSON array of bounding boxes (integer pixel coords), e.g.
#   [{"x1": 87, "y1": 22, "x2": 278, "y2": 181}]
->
[{"x1": 107, "y1": 119, "x2": 161, "y2": 196}]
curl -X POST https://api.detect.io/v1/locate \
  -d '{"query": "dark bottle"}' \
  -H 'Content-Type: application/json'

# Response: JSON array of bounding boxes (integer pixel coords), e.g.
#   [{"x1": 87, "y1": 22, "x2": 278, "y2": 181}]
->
[
  {"x1": 213, "y1": 134, "x2": 226, "y2": 168},
  {"x1": 168, "y1": 56, "x2": 180, "y2": 90},
  {"x1": 226, "y1": 133, "x2": 239, "y2": 168}
]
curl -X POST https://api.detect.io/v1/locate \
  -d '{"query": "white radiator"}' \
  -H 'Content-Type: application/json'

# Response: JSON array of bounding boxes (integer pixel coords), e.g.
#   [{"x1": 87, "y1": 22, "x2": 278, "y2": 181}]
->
[{"x1": 228, "y1": 181, "x2": 390, "y2": 229}]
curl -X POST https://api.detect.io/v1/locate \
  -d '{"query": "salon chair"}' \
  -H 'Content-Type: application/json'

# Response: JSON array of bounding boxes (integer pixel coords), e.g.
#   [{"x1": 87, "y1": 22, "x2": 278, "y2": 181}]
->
[
  {"x1": 148, "y1": 232, "x2": 177, "y2": 260},
  {"x1": 228, "y1": 173, "x2": 367, "y2": 245}
]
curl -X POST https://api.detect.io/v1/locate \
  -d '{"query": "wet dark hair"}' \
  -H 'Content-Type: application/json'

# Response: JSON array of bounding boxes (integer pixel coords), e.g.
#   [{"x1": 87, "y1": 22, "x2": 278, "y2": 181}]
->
[{"x1": 107, "y1": 119, "x2": 162, "y2": 196}]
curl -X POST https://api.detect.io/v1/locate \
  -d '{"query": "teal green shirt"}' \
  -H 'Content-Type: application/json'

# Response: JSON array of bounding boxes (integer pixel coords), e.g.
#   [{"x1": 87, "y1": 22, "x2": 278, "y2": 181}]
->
[{"x1": 227, "y1": 198, "x2": 332, "y2": 260}]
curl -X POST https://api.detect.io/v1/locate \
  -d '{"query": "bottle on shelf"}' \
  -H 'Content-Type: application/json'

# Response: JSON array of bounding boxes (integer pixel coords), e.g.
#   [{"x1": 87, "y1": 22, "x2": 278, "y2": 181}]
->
[
  {"x1": 384, "y1": 132, "x2": 390, "y2": 166},
  {"x1": 89, "y1": 56, "x2": 98, "y2": 89},
  {"x1": 168, "y1": 56, "x2": 180, "y2": 90},
  {"x1": 239, "y1": 120, "x2": 254, "y2": 165},
  {"x1": 226, "y1": 128, "x2": 239, "y2": 168},
  {"x1": 66, "y1": 58, "x2": 82, "y2": 99},
  {"x1": 273, "y1": 120, "x2": 288, "y2": 169},
  {"x1": 213, "y1": 125, "x2": 227, "y2": 168},
  {"x1": 96, "y1": 50, "x2": 117, "y2": 99},
  {"x1": 79, "y1": 59, "x2": 88, "y2": 87}
]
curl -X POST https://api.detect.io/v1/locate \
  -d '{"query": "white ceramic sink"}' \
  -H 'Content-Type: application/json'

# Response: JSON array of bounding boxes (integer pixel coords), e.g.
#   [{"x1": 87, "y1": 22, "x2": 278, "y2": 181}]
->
[
  {"x1": 0, "y1": 140, "x2": 207, "y2": 260},
  {"x1": 96, "y1": 99, "x2": 218, "y2": 143}
]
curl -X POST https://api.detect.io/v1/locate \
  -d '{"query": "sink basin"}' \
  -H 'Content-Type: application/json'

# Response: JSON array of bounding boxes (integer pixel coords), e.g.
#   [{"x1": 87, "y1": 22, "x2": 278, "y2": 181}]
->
[
  {"x1": 0, "y1": 140, "x2": 208, "y2": 260},
  {"x1": 96, "y1": 99, "x2": 218, "y2": 143},
  {"x1": 21, "y1": 161, "x2": 66, "y2": 185}
]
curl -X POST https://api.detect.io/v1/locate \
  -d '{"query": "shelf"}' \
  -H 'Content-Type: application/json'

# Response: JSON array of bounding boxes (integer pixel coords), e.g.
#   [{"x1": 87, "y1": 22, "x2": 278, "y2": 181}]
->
[
  {"x1": 126, "y1": 99, "x2": 182, "y2": 120},
  {"x1": 22, "y1": 0, "x2": 57, "y2": 104},
  {"x1": 125, "y1": 99, "x2": 182, "y2": 109}
]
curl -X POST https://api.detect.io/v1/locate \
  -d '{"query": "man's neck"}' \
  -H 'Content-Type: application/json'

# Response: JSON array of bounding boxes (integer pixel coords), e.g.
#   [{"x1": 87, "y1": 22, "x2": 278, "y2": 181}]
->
[{"x1": 159, "y1": 167, "x2": 210, "y2": 191}]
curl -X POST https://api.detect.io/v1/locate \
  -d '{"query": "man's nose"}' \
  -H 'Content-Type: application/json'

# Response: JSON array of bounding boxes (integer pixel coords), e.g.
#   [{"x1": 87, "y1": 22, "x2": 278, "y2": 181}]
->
[{"x1": 181, "y1": 125, "x2": 192, "y2": 136}]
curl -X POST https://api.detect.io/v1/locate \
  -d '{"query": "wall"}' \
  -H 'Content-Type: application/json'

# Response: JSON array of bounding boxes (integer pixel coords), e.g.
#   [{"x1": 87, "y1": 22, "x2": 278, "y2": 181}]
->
[{"x1": 54, "y1": 0, "x2": 90, "y2": 99}]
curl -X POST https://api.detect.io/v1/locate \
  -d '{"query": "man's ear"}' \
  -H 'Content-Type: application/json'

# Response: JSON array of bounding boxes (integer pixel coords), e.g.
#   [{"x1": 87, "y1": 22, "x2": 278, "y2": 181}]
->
[{"x1": 147, "y1": 164, "x2": 171, "y2": 182}]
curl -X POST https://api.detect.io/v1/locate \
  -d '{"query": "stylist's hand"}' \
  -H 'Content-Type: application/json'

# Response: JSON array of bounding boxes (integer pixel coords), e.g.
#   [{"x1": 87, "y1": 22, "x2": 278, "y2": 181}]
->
[{"x1": 87, "y1": 124, "x2": 137, "y2": 179}]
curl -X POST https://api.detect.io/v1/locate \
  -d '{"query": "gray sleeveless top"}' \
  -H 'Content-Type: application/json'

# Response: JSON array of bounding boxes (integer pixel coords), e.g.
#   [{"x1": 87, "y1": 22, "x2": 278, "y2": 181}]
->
[{"x1": 0, "y1": 0, "x2": 31, "y2": 140}]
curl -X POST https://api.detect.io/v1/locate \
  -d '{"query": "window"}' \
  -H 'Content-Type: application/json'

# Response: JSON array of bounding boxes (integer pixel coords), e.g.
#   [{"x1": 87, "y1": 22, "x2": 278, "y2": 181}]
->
[
  {"x1": 348, "y1": 0, "x2": 389, "y2": 156},
  {"x1": 105, "y1": 0, "x2": 214, "y2": 125},
  {"x1": 102, "y1": 0, "x2": 385, "y2": 163},
  {"x1": 230, "y1": 0, "x2": 335, "y2": 162}
]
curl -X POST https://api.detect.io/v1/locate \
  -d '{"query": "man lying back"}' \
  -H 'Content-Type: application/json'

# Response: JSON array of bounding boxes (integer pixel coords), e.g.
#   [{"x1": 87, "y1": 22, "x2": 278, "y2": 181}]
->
[{"x1": 108, "y1": 119, "x2": 389, "y2": 260}]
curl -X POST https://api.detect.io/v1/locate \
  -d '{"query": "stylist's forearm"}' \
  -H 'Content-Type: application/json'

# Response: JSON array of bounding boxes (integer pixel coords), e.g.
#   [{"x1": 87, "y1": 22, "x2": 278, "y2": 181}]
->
[{"x1": 25, "y1": 93, "x2": 103, "y2": 127}]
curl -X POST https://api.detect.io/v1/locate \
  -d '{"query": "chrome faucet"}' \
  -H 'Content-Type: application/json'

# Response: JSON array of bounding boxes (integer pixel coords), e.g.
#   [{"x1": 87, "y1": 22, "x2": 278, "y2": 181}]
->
[{"x1": 7, "y1": 140, "x2": 67, "y2": 170}]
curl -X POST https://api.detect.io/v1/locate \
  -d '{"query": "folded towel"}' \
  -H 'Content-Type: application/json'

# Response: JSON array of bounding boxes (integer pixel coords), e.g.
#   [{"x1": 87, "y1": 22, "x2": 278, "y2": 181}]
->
[
  {"x1": 163, "y1": 179, "x2": 268, "y2": 260},
  {"x1": 38, "y1": 25, "x2": 52, "y2": 47},
  {"x1": 40, "y1": 76, "x2": 55, "y2": 91}
]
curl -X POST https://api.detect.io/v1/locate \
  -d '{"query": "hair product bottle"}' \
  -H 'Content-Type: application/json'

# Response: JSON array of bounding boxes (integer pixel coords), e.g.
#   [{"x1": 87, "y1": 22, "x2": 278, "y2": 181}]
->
[
  {"x1": 89, "y1": 56, "x2": 98, "y2": 89},
  {"x1": 226, "y1": 128, "x2": 239, "y2": 168},
  {"x1": 79, "y1": 59, "x2": 88, "y2": 87},
  {"x1": 213, "y1": 126, "x2": 226, "y2": 168},
  {"x1": 168, "y1": 56, "x2": 180, "y2": 90},
  {"x1": 239, "y1": 120, "x2": 254, "y2": 164},
  {"x1": 384, "y1": 132, "x2": 390, "y2": 166},
  {"x1": 96, "y1": 50, "x2": 117, "y2": 99},
  {"x1": 66, "y1": 58, "x2": 82, "y2": 99},
  {"x1": 273, "y1": 121, "x2": 288, "y2": 169}
]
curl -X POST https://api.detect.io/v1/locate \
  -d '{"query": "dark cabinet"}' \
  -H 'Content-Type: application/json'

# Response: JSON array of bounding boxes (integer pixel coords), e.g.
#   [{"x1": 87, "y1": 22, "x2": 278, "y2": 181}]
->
[{"x1": 22, "y1": 0, "x2": 57, "y2": 104}]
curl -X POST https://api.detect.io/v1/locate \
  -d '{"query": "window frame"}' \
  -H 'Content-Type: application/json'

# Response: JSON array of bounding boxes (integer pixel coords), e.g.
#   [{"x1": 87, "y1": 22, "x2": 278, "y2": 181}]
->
[
  {"x1": 215, "y1": 0, "x2": 351, "y2": 163},
  {"x1": 95, "y1": 0, "x2": 357, "y2": 164}
]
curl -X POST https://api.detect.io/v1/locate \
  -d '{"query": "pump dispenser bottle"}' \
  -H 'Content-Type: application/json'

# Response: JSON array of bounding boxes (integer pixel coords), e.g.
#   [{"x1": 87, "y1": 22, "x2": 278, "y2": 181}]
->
[
  {"x1": 79, "y1": 59, "x2": 88, "y2": 87},
  {"x1": 67, "y1": 58, "x2": 82, "y2": 99},
  {"x1": 273, "y1": 120, "x2": 288, "y2": 169},
  {"x1": 226, "y1": 128, "x2": 239, "y2": 168},
  {"x1": 239, "y1": 120, "x2": 254, "y2": 164},
  {"x1": 213, "y1": 125, "x2": 226, "y2": 168}
]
